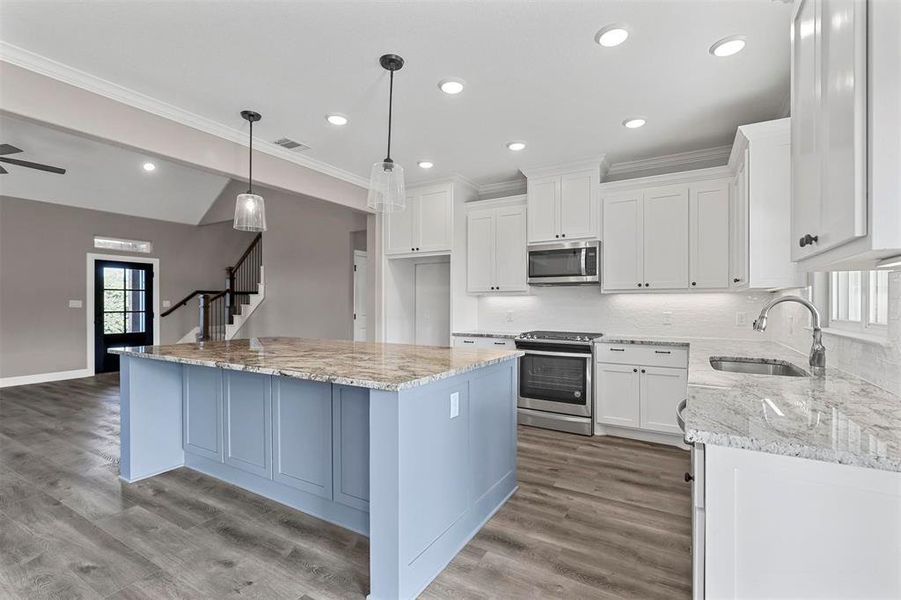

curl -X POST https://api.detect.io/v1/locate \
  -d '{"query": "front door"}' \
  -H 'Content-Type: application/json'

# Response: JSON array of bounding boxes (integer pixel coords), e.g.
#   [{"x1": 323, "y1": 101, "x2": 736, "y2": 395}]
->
[{"x1": 94, "y1": 260, "x2": 154, "y2": 373}]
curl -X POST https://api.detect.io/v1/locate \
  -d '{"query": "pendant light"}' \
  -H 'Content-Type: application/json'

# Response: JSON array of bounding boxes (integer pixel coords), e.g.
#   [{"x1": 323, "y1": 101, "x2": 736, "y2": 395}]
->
[
  {"x1": 233, "y1": 110, "x2": 267, "y2": 232},
  {"x1": 367, "y1": 54, "x2": 406, "y2": 213}
]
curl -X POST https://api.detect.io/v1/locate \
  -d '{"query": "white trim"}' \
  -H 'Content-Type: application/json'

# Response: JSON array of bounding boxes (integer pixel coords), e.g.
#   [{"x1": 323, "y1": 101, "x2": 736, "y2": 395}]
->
[
  {"x1": 477, "y1": 179, "x2": 527, "y2": 200},
  {"x1": 519, "y1": 155, "x2": 607, "y2": 179},
  {"x1": 0, "y1": 368, "x2": 92, "y2": 389},
  {"x1": 86, "y1": 252, "x2": 161, "y2": 375},
  {"x1": 606, "y1": 145, "x2": 732, "y2": 180},
  {"x1": 598, "y1": 165, "x2": 733, "y2": 192},
  {"x1": 0, "y1": 42, "x2": 369, "y2": 189}
]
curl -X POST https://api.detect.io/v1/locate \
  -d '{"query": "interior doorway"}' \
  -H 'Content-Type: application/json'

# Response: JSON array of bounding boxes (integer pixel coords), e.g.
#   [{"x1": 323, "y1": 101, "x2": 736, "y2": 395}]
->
[
  {"x1": 93, "y1": 259, "x2": 155, "y2": 373},
  {"x1": 353, "y1": 250, "x2": 368, "y2": 341}
]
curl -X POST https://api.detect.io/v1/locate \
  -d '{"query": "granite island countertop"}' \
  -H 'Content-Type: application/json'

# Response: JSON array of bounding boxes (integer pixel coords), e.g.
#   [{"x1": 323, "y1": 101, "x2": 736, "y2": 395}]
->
[
  {"x1": 599, "y1": 335, "x2": 901, "y2": 473},
  {"x1": 111, "y1": 337, "x2": 523, "y2": 392}
]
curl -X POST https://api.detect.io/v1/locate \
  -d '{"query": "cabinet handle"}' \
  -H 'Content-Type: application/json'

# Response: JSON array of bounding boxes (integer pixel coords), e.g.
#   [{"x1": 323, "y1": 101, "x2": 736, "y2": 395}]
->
[
  {"x1": 493, "y1": 341, "x2": 506, "y2": 346},
  {"x1": 463, "y1": 340, "x2": 475, "y2": 344},
  {"x1": 610, "y1": 348, "x2": 625, "y2": 352},
  {"x1": 691, "y1": 281, "x2": 697, "y2": 286},
  {"x1": 684, "y1": 472, "x2": 694, "y2": 483},
  {"x1": 654, "y1": 350, "x2": 671, "y2": 354},
  {"x1": 799, "y1": 234, "x2": 818, "y2": 248},
  {"x1": 633, "y1": 368, "x2": 638, "y2": 372},
  {"x1": 733, "y1": 278, "x2": 741, "y2": 283}
]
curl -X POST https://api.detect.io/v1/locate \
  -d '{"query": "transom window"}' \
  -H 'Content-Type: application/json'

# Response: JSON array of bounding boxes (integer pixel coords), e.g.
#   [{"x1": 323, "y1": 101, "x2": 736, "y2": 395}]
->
[
  {"x1": 103, "y1": 266, "x2": 147, "y2": 334},
  {"x1": 829, "y1": 270, "x2": 889, "y2": 334}
]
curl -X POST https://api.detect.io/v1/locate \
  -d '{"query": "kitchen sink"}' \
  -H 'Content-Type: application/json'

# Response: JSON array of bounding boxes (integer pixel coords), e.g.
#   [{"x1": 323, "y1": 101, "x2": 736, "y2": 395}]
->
[{"x1": 709, "y1": 357, "x2": 809, "y2": 377}]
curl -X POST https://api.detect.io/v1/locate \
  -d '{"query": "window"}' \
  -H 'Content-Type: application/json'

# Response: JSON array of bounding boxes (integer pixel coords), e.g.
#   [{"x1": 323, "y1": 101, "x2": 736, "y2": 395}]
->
[
  {"x1": 94, "y1": 236, "x2": 153, "y2": 253},
  {"x1": 828, "y1": 270, "x2": 889, "y2": 334},
  {"x1": 102, "y1": 266, "x2": 147, "y2": 334}
]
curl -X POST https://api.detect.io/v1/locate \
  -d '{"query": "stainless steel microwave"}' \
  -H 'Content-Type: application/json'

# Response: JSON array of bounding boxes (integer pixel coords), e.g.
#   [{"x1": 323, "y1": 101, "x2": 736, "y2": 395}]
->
[{"x1": 527, "y1": 240, "x2": 600, "y2": 285}]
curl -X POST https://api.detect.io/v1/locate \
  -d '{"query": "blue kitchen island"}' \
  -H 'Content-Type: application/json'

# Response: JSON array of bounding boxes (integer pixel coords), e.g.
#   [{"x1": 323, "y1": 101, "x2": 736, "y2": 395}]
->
[{"x1": 111, "y1": 337, "x2": 521, "y2": 599}]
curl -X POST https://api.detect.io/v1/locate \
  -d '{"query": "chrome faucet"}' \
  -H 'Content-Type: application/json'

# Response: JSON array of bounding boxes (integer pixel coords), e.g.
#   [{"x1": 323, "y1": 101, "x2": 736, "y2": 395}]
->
[{"x1": 752, "y1": 295, "x2": 826, "y2": 377}]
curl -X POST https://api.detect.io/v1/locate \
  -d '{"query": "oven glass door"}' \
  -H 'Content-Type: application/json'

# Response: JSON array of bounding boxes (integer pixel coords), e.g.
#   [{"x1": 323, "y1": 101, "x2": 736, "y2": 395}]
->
[
  {"x1": 518, "y1": 350, "x2": 590, "y2": 416},
  {"x1": 528, "y1": 247, "x2": 584, "y2": 279}
]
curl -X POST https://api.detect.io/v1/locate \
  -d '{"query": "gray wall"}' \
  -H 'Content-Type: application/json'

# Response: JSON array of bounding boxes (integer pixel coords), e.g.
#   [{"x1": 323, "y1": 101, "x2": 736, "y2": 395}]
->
[
  {"x1": 209, "y1": 187, "x2": 368, "y2": 341},
  {"x1": 0, "y1": 195, "x2": 255, "y2": 378}
]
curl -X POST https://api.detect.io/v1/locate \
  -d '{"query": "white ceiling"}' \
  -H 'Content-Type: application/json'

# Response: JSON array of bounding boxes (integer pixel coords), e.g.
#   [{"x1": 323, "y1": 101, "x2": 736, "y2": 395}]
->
[
  {"x1": 0, "y1": 116, "x2": 230, "y2": 224},
  {"x1": 0, "y1": 0, "x2": 793, "y2": 186}
]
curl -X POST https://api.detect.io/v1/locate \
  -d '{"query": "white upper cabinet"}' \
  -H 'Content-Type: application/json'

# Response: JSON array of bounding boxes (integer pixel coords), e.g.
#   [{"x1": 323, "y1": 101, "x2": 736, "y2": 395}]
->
[
  {"x1": 790, "y1": 0, "x2": 901, "y2": 268},
  {"x1": 731, "y1": 119, "x2": 806, "y2": 290},
  {"x1": 602, "y1": 192, "x2": 643, "y2": 291},
  {"x1": 643, "y1": 185, "x2": 689, "y2": 290},
  {"x1": 524, "y1": 163, "x2": 600, "y2": 244},
  {"x1": 466, "y1": 197, "x2": 527, "y2": 293},
  {"x1": 690, "y1": 181, "x2": 731, "y2": 289},
  {"x1": 384, "y1": 184, "x2": 453, "y2": 256}
]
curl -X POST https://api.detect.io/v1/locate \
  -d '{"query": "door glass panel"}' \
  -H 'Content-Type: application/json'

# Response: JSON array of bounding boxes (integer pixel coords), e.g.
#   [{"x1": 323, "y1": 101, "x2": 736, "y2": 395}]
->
[
  {"x1": 519, "y1": 354, "x2": 587, "y2": 405},
  {"x1": 528, "y1": 248, "x2": 583, "y2": 278},
  {"x1": 103, "y1": 290, "x2": 125, "y2": 312},
  {"x1": 125, "y1": 290, "x2": 145, "y2": 312},
  {"x1": 126, "y1": 268, "x2": 146, "y2": 290},
  {"x1": 103, "y1": 267, "x2": 125, "y2": 288},
  {"x1": 104, "y1": 312, "x2": 125, "y2": 334},
  {"x1": 125, "y1": 312, "x2": 146, "y2": 333}
]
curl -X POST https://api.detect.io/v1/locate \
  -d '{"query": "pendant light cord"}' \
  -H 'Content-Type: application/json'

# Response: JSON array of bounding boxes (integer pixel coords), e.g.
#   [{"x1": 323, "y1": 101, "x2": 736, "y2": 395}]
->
[
  {"x1": 386, "y1": 69, "x2": 394, "y2": 162},
  {"x1": 248, "y1": 119, "x2": 254, "y2": 194}
]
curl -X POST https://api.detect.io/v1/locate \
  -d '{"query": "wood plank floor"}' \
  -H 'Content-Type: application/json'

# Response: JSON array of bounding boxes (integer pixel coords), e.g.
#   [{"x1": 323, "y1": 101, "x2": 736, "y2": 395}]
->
[{"x1": 0, "y1": 374, "x2": 691, "y2": 599}]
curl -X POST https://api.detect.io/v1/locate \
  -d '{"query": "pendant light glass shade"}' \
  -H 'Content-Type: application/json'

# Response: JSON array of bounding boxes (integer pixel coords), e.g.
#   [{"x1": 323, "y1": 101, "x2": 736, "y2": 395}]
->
[
  {"x1": 367, "y1": 160, "x2": 406, "y2": 213},
  {"x1": 233, "y1": 192, "x2": 267, "y2": 231},
  {"x1": 234, "y1": 110, "x2": 267, "y2": 232}
]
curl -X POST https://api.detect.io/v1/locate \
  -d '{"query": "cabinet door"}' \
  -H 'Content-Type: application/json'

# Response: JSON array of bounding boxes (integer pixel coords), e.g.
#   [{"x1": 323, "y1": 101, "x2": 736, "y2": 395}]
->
[
  {"x1": 690, "y1": 181, "x2": 730, "y2": 289},
  {"x1": 595, "y1": 363, "x2": 640, "y2": 428},
  {"x1": 791, "y1": 0, "x2": 822, "y2": 262},
  {"x1": 527, "y1": 176, "x2": 560, "y2": 243},
  {"x1": 417, "y1": 188, "x2": 453, "y2": 252},
  {"x1": 385, "y1": 195, "x2": 417, "y2": 255},
  {"x1": 332, "y1": 386, "x2": 370, "y2": 511},
  {"x1": 730, "y1": 158, "x2": 749, "y2": 288},
  {"x1": 183, "y1": 365, "x2": 223, "y2": 461},
  {"x1": 638, "y1": 366, "x2": 687, "y2": 435},
  {"x1": 817, "y1": 0, "x2": 867, "y2": 254},
  {"x1": 602, "y1": 192, "x2": 643, "y2": 291},
  {"x1": 643, "y1": 186, "x2": 689, "y2": 290},
  {"x1": 466, "y1": 209, "x2": 495, "y2": 293},
  {"x1": 559, "y1": 170, "x2": 597, "y2": 240},
  {"x1": 223, "y1": 371, "x2": 272, "y2": 478},
  {"x1": 272, "y1": 378, "x2": 332, "y2": 498},
  {"x1": 494, "y1": 205, "x2": 528, "y2": 292}
]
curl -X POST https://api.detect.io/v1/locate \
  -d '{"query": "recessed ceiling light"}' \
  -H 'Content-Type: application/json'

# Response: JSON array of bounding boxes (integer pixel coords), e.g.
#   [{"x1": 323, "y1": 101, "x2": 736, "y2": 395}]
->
[
  {"x1": 142, "y1": 162, "x2": 156, "y2": 172},
  {"x1": 326, "y1": 113, "x2": 348, "y2": 126},
  {"x1": 438, "y1": 79, "x2": 465, "y2": 95},
  {"x1": 595, "y1": 25, "x2": 629, "y2": 47},
  {"x1": 506, "y1": 141, "x2": 526, "y2": 152},
  {"x1": 418, "y1": 161, "x2": 434, "y2": 169},
  {"x1": 622, "y1": 118, "x2": 646, "y2": 129},
  {"x1": 709, "y1": 35, "x2": 746, "y2": 57}
]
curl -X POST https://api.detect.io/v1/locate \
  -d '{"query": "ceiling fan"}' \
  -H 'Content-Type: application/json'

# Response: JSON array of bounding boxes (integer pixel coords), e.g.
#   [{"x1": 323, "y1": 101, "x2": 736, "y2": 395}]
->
[{"x1": 0, "y1": 144, "x2": 66, "y2": 175}]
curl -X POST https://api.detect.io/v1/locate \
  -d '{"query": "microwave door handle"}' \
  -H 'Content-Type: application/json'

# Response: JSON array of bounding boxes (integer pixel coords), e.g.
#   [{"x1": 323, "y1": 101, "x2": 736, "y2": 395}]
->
[{"x1": 580, "y1": 249, "x2": 587, "y2": 277}]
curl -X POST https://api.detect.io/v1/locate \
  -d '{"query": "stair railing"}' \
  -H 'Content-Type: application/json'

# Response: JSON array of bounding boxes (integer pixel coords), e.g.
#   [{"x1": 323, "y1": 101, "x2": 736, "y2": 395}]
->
[{"x1": 226, "y1": 232, "x2": 263, "y2": 321}]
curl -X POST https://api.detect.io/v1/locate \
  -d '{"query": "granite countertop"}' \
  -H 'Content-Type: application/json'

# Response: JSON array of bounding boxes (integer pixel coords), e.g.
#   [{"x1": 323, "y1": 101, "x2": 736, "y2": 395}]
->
[
  {"x1": 110, "y1": 337, "x2": 522, "y2": 392},
  {"x1": 452, "y1": 331, "x2": 519, "y2": 339},
  {"x1": 598, "y1": 335, "x2": 901, "y2": 473}
]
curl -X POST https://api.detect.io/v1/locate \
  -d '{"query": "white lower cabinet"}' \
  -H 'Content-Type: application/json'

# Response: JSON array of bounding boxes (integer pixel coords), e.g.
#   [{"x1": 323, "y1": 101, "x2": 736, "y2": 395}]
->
[
  {"x1": 453, "y1": 336, "x2": 515, "y2": 350},
  {"x1": 595, "y1": 343, "x2": 688, "y2": 440},
  {"x1": 703, "y1": 445, "x2": 901, "y2": 599}
]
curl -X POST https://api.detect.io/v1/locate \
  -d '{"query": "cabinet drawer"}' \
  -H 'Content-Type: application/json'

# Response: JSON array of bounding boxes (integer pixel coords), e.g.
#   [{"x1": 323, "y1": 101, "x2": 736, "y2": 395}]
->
[
  {"x1": 453, "y1": 337, "x2": 480, "y2": 348},
  {"x1": 480, "y1": 338, "x2": 515, "y2": 349},
  {"x1": 596, "y1": 343, "x2": 688, "y2": 369}
]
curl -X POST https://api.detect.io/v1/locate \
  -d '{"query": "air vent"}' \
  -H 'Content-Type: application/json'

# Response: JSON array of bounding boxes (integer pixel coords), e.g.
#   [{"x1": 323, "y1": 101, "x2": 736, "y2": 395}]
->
[{"x1": 273, "y1": 137, "x2": 310, "y2": 151}]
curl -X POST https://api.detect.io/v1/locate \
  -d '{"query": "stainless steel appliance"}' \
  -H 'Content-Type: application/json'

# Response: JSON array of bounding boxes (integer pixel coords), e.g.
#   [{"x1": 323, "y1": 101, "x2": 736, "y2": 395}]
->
[
  {"x1": 527, "y1": 240, "x2": 600, "y2": 285},
  {"x1": 515, "y1": 330, "x2": 602, "y2": 435}
]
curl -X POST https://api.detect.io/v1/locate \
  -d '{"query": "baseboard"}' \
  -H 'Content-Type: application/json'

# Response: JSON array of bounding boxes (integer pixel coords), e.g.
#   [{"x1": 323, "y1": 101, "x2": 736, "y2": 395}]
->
[
  {"x1": 595, "y1": 424, "x2": 688, "y2": 449},
  {"x1": 0, "y1": 368, "x2": 92, "y2": 389}
]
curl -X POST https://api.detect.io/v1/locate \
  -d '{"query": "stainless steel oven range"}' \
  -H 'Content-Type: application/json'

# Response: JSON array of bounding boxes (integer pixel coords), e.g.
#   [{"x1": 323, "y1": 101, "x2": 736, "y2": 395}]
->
[{"x1": 515, "y1": 330, "x2": 602, "y2": 436}]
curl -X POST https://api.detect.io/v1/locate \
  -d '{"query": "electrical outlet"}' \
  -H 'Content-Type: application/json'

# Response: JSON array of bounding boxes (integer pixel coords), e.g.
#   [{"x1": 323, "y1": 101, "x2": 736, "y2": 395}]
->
[
  {"x1": 68, "y1": 299, "x2": 82, "y2": 308},
  {"x1": 505, "y1": 310, "x2": 513, "y2": 323},
  {"x1": 450, "y1": 392, "x2": 460, "y2": 419},
  {"x1": 662, "y1": 311, "x2": 672, "y2": 326},
  {"x1": 736, "y1": 311, "x2": 747, "y2": 327},
  {"x1": 788, "y1": 314, "x2": 795, "y2": 335}
]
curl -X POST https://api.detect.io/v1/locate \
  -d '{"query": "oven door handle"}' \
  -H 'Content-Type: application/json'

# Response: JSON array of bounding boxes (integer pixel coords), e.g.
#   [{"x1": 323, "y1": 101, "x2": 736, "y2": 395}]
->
[{"x1": 521, "y1": 349, "x2": 591, "y2": 358}]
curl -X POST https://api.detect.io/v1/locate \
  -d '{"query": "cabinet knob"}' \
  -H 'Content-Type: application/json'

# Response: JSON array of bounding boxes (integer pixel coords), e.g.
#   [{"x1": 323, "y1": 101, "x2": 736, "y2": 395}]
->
[
  {"x1": 799, "y1": 234, "x2": 818, "y2": 248},
  {"x1": 636, "y1": 283, "x2": 642, "y2": 288},
  {"x1": 633, "y1": 368, "x2": 638, "y2": 373},
  {"x1": 641, "y1": 369, "x2": 646, "y2": 373},
  {"x1": 644, "y1": 283, "x2": 650, "y2": 287},
  {"x1": 691, "y1": 281, "x2": 697, "y2": 286},
  {"x1": 561, "y1": 234, "x2": 566, "y2": 238},
  {"x1": 411, "y1": 247, "x2": 415, "y2": 252},
  {"x1": 733, "y1": 278, "x2": 740, "y2": 283},
  {"x1": 684, "y1": 472, "x2": 694, "y2": 483},
  {"x1": 555, "y1": 234, "x2": 560, "y2": 238}
]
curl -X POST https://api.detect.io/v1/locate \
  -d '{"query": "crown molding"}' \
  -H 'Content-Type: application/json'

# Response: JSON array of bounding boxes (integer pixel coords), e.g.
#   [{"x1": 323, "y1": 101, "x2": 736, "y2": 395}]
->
[
  {"x1": 605, "y1": 145, "x2": 732, "y2": 180},
  {"x1": 519, "y1": 155, "x2": 607, "y2": 179},
  {"x1": 0, "y1": 42, "x2": 370, "y2": 188},
  {"x1": 598, "y1": 164, "x2": 733, "y2": 192},
  {"x1": 477, "y1": 178, "x2": 526, "y2": 199}
]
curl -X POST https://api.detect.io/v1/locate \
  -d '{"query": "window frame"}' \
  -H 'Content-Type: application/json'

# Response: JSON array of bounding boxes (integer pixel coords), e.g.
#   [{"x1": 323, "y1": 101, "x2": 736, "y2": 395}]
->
[{"x1": 826, "y1": 270, "x2": 888, "y2": 336}]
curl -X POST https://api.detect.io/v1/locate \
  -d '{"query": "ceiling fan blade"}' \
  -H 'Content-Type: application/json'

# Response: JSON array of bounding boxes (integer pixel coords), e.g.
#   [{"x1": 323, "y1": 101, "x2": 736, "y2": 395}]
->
[
  {"x1": 0, "y1": 157, "x2": 66, "y2": 174},
  {"x1": 0, "y1": 165, "x2": 7, "y2": 175},
  {"x1": 0, "y1": 144, "x2": 23, "y2": 156}
]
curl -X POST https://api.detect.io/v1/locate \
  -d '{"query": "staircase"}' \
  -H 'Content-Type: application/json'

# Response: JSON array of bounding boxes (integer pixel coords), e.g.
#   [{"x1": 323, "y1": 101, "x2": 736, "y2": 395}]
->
[{"x1": 163, "y1": 233, "x2": 265, "y2": 342}]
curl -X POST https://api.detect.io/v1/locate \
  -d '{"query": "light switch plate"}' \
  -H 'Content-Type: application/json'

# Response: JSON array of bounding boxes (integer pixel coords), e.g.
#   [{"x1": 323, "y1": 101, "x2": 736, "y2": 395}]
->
[
  {"x1": 450, "y1": 392, "x2": 460, "y2": 419},
  {"x1": 662, "y1": 311, "x2": 672, "y2": 326},
  {"x1": 505, "y1": 311, "x2": 513, "y2": 323},
  {"x1": 162, "y1": 300, "x2": 172, "y2": 308},
  {"x1": 68, "y1": 300, "x2": 82, "y2": 308},
  {"x1": 736, "y1": 311, "x2": 747, "y2": 327}
]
